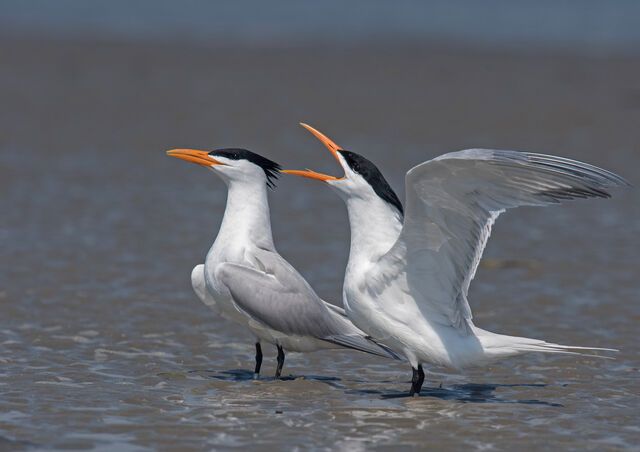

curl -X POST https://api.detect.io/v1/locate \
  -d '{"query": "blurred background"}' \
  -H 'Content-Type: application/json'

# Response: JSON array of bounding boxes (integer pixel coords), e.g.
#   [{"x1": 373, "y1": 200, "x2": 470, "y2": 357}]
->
[{"x1": 1, "y1": 1, "x2": 638, "y2": 451}]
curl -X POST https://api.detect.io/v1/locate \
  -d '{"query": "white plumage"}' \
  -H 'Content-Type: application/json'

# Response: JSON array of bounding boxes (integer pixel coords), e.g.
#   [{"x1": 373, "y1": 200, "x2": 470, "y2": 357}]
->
[
  {"x1": 285, "y1": 124, "x2": 628, "y2": 394},
  {"x1": 167, "y1": 148, "x2": 398, "y2": 379}
]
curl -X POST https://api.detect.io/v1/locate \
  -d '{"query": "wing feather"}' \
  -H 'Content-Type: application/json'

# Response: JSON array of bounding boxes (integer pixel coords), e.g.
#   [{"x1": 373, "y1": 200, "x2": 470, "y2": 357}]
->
[
  {"x1": 216, "y1": 249, "x2": 399, "y2": 358},
  {"x1": 215, "y1": 258, "x2": 337, "y2": 338},
  {"x1": 379, "y1": 149, "x2": 628, "y2": 332}
]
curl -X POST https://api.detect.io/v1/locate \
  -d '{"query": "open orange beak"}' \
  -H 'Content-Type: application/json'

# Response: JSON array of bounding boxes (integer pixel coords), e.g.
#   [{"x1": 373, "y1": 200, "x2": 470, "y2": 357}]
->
[
  {"x1": 166, "y1": 149, "x2": 225, "y2": 167},
  {"x1": 281, "y1": 123, "x2": 345, "y2": 182}
]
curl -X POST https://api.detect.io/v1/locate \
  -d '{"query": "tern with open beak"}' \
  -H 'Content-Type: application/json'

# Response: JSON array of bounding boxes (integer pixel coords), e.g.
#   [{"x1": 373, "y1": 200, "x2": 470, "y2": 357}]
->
[
  {"x1": 167, "y1": 148, "x2": 398, "y2": 380},
  {"x1": 283, "y1": 123, "x2": 629, "y2": 395}
]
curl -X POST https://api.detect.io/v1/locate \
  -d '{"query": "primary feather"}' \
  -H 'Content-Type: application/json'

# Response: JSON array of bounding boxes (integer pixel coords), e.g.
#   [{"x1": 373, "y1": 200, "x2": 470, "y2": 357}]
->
[{"x1": 376, "y1": 149, "x2": 629, "y2": 333}]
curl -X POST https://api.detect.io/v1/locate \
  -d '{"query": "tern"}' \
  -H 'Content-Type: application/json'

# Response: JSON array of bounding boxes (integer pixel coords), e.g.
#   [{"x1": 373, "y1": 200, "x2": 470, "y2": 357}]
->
[
  {"x1": 167, "y1": 148, "x2": 398, "y2": 379},
  {"x1": 284, "y1": 123, "x2": 628, "y2": 395}
]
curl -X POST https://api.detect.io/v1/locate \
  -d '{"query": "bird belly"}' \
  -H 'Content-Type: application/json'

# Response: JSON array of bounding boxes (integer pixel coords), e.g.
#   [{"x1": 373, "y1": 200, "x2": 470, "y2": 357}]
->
[{"x1": 345, "y1": 284, "x2": 485, "y2": 369}]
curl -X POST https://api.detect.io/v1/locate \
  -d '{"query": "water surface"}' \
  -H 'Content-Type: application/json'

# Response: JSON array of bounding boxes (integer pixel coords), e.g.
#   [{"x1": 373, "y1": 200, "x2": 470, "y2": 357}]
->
[{"x1": 0, "y1": 38, "x2": 639, "y2": 450}]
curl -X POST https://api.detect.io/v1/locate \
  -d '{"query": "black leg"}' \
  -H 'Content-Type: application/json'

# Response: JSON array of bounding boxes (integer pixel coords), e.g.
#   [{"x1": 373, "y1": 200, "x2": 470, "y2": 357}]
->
[
  {"x1": 254, "y1": 342, "x2": 263, "y2": 376},
  {"x1": 409, "y1": 364, "x2": 425, "y2": 396},
  {"x1": 417, "y1": 364, "x2": 425, "y2": 392},
  {"x1": 275, "y1": 345, "x2": 285, "y2": 379}
]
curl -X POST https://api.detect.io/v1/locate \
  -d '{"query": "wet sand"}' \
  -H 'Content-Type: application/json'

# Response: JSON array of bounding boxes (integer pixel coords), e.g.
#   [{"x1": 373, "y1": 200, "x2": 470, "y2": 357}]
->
[{"x1": 0, "y1": 36, "x2": 639, "y2": 450}]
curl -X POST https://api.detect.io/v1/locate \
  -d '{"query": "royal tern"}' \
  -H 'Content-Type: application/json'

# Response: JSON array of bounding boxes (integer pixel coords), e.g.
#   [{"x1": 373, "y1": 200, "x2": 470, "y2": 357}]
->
[
  {"x1": 284, "y1": 123, "x2": 628, "y2": 395},
  {"x1": 167, "y1": 148, "x2": 398, "y2": 379}
]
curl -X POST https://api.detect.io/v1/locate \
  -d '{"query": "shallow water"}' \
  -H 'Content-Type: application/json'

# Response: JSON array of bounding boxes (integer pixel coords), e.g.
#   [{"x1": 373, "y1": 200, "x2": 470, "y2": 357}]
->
[{"x1": 1, "y1": 38, "x2": 639, "y2": 450}]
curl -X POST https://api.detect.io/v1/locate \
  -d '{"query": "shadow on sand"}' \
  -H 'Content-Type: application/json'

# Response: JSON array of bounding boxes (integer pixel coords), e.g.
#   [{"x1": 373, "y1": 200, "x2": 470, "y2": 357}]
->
[
  {"x1": 188, "y1": 369, "x2": 562, "y2": 407},
  {"x1": 188, "y1": 368, "x2": 341, "y2": 383},
  {"x1": 354, "y1": 382, "x2": 563, "y2": 407}
]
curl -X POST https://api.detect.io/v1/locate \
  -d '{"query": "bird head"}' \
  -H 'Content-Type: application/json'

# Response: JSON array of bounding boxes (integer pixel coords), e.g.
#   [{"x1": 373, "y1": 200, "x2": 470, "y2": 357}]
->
[
  {"x1": 167, "y1": 148, "x2": 281, "y2": 189},
  {"x1": 282, "y1": 123, "x2": 403, "y2": 216}
]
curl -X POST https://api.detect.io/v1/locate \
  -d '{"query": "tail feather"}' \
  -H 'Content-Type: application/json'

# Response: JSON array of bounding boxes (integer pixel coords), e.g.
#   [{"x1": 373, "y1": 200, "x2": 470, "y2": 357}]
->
[
  {"x1": 503, "y1": 343, "x2": 617, "y2": 360},
  {"x1": 478, "y1": 330, "x2": 618, "y2": 361}
]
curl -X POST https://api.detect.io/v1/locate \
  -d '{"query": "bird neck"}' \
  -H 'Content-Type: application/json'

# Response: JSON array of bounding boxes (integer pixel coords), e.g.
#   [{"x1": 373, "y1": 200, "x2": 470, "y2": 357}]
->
[
  {"x1": 216, "y1": 180, "x2": 275, "y2": 251},
  {"x1": 345, "y1": 196, "x2": 403, "y2": 267}
]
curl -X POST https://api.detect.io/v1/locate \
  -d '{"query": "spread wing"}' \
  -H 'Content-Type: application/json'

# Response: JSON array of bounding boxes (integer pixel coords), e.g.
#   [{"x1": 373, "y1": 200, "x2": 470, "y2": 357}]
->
[
  {"x1": 379, "y1": 149, "x2": 628, "y2": 332},
  {"x1": 216, "y1": 249, "x2": 398, "y2": 358}
]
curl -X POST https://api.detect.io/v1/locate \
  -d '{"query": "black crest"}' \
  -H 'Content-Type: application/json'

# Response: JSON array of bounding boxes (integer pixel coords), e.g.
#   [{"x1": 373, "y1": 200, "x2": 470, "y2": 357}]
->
[
  {"x1": 209, "y1": 148, "x2": 281, "y2": 189},
  {"x1": 338, "y1": 150, "x2": 404, "y2": 216}
]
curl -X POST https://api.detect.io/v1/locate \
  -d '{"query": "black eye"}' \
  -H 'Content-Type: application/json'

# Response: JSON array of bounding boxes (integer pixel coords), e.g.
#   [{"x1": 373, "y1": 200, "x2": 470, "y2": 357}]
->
[
  {"x1": 338, "y1": 149, "x2": 404, "y2": 216},
  {"x1": 207, "y1": 148, "x2": 281, "y2": 189}
]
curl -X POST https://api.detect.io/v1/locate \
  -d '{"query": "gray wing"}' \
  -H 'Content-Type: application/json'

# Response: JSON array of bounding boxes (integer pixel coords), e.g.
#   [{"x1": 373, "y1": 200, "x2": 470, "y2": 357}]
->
[
  {"x1": 323, "y1": 301, "x2": 347, "y2": 317},
  {"x1": 379, "y1": 149, "x2": 629, "y2": 332},
  {"x1": 216, "y1": 249, "x2": 399, "y2": 358}
]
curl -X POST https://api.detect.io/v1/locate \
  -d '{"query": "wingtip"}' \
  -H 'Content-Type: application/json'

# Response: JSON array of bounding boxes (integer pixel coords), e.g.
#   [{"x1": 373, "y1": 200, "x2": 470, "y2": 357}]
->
[
  {"x1": 323, "y1": 335, "x2": 402, "y2": 360},
  {"x1": 372, "y1": 339, "x2": 404, "y2": 361}
]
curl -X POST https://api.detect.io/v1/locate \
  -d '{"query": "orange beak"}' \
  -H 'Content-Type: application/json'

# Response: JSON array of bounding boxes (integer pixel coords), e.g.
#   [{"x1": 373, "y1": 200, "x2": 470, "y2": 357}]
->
[
  {"x1": 281, "y1": 123, "x2": 345, "y2": 182},
  {"x1": 166, "y1": 149, "x2": 225, "y2": 167}
]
